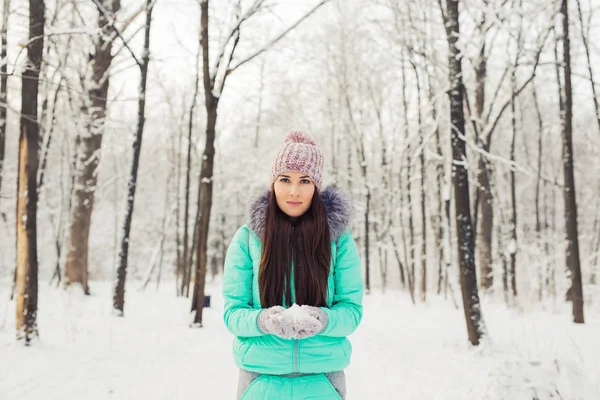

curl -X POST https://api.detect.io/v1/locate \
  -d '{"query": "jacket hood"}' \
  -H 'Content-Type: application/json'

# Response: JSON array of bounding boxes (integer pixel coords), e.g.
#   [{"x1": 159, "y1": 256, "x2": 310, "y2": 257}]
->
[{"x1": 248, "y1": 185, "x2": 352, "y2": 242}]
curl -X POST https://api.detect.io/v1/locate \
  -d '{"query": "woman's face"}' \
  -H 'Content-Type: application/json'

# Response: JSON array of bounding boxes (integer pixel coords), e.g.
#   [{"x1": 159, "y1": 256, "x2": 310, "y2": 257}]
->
[{"x1": 273, "y1": 171, "x2": 315, "y2": 218}]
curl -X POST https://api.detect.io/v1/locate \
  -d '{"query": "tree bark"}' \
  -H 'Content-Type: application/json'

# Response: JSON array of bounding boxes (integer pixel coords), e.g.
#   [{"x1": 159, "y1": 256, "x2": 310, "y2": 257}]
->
[
  {"x1": 113, "y1": 0, "x2": 154, "y2": 315},
  {"x1": 181, "y1": 30, "x2": 202, "y2": 297},
  {"x1": 426, "y1": 70, "x2": 445, "y2": 295},
  {"x1": 16, "y1": 0, "x2": 44, "y2": 344},
  {"x1": 413, "y1": 63, "x2": 427, "y2": 303},
  {"x1": 174, "y1": 121, "x2": 183, "y2": 294},
  {"x1": 474, "y1": 22, "x2": 494, "y2": 290},
  {"x1": 590, "y1": 217, "x2": 598, "y2": 285},
  {"x1": 0, "y1": 0, "x2": 9, "y2": 199},
  {"x1": 65, "y1": 0, "x2": 121, "y2": 294},
  {"x1": 559, "y1": 0, "x2": 584, "y2": 323},
  {"x1": 509, "y1": 70, "x2": 518, "y2": 298},
  {"x1": 401, "y1": 53, "x2": 415, "y2": 299},
  {"x1": 191, "y1": 0, "x2": 217, "y2": 325},
  {"x1": 445, "y1": 0, "x2": 485, "y2": 345},
  {"x1": 181, "y1": 100, "x2": 194, "y2": 297},
  {"x1": 575, "y1": 0, "x2": 600, "y2": 138}
]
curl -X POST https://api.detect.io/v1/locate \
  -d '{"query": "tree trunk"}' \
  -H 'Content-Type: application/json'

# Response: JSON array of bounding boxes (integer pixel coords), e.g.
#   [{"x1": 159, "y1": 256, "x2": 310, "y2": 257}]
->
[
  {"x1": 16, "y1": 0, "x2": 44, "y2": 344},
  {"x1": 0, "y1": 0, "x2": 9, "y2": 199},
  {"x1": 413, "y1": 63, "x2": 427, "y2": 303},
  {"x1": 473, "y1": 7, "x2": 494, "y2": 292},
  {"x1": 65, "y1": 0, "x2": 121, "y2": 294},
  {"x1": 181, "y1": 29, "x2": 202, "y2": 297},
  {"x1": 509, "y1": 70, "x2": 518, "y2": 298},
  {"x1": 559, "y1": 0, "x2": 584, "y2": 323},
  {"x1": 390, "y1": 234, "x2": 406, "y2": 288},
  {"x1": 189, "y1": 178, "x2": 202, "y2": 299},
  {"x1": 445, "y1": 0, "x2": 485, "y2": 345},
  {"x1": 401, "y1": 53, "x2": 415, "y2": 299},
  {"x1": 255, "y1": 62, "x2": 265, "y2": 149},
  {"x1": 174, "y1": 122, "x2": 183, "y2": 294},
  {"x1": 590, "y1": 217, "x2": 598, "y2": 285},
  {"x1": 532, "y1": 82, "x2": 545, "y2": 299},
  {"x1": 477, "y1": 155, "x2": 493, "y2": 290},
  {"x1": 346, "y1": 141, "x2": 352, "y2": 199},
  {"x1": 113, "y1": 0, "x2": 154, "y2": 315},
  {"x1": 142, "y1": 171, "x2": 172, "y2": 290},
  {"x1": 191, "y1": 0, "x2": 216, "y2": 325},
  {"x1": 575, "y1": 0, "x2": 600, "y2": 138},
  {"x1": 190, "y1": 103, "x2": 216, "y2": 323},
  {"x1": 181, "y1": 102, "x2": 194, "y2": 297},
  {"x1": 427, "y1": 71, "x2": 445, "y2": 295}
]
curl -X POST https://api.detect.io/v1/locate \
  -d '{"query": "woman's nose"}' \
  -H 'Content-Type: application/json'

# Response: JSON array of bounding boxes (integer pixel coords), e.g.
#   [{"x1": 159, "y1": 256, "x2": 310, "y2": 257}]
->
[{"x1": 289, "y1": 184, "x2": 300, "y2": 196}]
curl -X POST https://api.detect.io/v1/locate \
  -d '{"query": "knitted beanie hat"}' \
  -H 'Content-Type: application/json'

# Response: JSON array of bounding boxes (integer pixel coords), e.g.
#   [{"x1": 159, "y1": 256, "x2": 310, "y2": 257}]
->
[{"x1": 270, "y1": 131, "x2": 324, "y2": 190}]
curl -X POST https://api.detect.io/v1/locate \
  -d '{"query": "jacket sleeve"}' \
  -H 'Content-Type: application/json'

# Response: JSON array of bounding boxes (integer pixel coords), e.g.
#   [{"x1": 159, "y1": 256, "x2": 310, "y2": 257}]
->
[
  {"x1": 320, "y1": 230, "x2": 364, "y2": 337},
  {"x1": 222, "y1": 226, "x2": 265, "y2": 337}
]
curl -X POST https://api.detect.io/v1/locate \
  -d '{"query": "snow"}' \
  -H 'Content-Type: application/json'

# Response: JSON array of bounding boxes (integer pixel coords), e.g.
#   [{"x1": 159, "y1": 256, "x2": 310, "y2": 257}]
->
[
  {"x1": 283, "y1": 303, "x2": 315, "y2": 324},
  {"x1": 1, "y1": 281, "x2": 599, "y2": 400}
]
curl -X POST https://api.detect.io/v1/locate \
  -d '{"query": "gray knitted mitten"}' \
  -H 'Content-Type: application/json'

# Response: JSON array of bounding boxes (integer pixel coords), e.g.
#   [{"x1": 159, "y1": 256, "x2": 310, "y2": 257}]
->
[
  {"x1": 290, "y1": 310, "x2": 322, "y2": 339},
  {"x1": 299, "y1": 305, "x2": 329, "y2": 333},
  {"x1": 257, "y1": 306, "x2": 295, "y2": 339}
]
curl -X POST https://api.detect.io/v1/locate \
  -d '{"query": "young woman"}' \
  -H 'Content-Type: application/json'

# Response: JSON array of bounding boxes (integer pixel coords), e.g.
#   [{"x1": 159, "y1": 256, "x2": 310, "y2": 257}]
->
[{"x1": 222, "y1": 131, "x2": 364, "y2": 400}]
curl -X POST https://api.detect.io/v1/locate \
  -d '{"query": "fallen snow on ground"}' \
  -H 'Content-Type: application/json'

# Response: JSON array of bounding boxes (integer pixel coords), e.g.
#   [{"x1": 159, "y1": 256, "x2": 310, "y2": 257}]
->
[{"x1": 1, "y1": 280, "x2": 598, "y2": 400}]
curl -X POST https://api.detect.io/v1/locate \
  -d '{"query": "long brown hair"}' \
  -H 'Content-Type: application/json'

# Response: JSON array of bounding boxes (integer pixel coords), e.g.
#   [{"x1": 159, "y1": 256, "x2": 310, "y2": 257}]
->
[{"x1": 259, "y1": 187, "x2": 331, "y2": 307}]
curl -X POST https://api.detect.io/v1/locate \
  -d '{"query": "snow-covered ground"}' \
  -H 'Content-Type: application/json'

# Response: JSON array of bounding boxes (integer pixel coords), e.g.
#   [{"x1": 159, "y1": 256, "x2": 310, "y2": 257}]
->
[{"x1": 1, "y1": 280, "x2": 599, "y2": 400}]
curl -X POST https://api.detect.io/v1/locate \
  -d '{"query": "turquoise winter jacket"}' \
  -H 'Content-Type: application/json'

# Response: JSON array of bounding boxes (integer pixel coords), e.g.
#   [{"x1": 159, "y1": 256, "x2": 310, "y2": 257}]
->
[{"x1": 222, "y1": 186, "x2": 364, "y2": 375}]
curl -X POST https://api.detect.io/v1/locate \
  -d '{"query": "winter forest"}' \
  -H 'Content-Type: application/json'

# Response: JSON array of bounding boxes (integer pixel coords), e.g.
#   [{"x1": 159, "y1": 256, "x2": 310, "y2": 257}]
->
[{"x1": 0, "y1": 0, "x2": 599, "y2": 399}]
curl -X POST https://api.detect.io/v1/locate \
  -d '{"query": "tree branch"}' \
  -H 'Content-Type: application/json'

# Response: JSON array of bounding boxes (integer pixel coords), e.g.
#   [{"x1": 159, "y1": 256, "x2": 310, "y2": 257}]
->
[
  {"x1": 227, "y1": 0, "x2": 331, "y2": 73},
  {"x1": 210, "y1": 0, "x2": 266, "y2": 85},
  {"x1": 90, "y1": 0, "x2": 143, "y2": 68}
]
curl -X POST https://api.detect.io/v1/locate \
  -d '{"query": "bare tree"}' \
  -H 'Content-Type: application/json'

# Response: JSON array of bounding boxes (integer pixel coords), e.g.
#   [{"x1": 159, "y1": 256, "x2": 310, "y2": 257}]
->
[
  {"x1": 575, "y1": 0, "x2": 600, "y2": 138},
  {"x1": 16, "y1": 0, "x2": 45, "y2": 344},
  {"x1": 442, "y1": 0, "x2": 485, "y2": 345},
  {"x1": 509, "y1": 1, "x2": 524, "y2": 299},
  {"x1": 0, "y1": 0, "x2": 9, "y2": 199},
  {"x1": 113, "y1": 0, "x2": 155, "y2": 315},
  {"x1": 473, "y1": 1, "x2": 494, "y2": 291},
  {"x1": 509, "y1": 67, "x2": 518, "y2": 299},
  {"x1": 410, "y1": 61, "x2": 427, "y2": 303},
  {"x1": 559, "y1": 0, "x2": 584, "y2": 324},
  {"x1": 401, "y1": 52, "x2": 415, "y2": 300},
  {"x1": 179, "y1": 31, "x2": 203, "y2": 297},
  {"x1": 191, "y1": 0, "x2": 331, "y2": 325},
  {"x1": 64, "y1": 0, "x2": 122, "y2": 294}
]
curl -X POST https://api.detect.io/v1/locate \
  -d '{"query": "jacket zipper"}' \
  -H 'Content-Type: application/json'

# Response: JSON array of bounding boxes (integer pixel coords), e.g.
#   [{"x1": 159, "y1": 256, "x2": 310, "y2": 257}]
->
[
  {"x1": 292, "y1": 224, "x2": 299, "y2": 373},
  {"x1": 294, "y1": 339, "x2": 299, "y2": 372}
]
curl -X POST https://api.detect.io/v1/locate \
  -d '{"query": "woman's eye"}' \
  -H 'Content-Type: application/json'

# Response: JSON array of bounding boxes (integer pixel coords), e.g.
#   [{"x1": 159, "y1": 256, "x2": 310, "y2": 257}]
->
[
  {"x1": 280, "y1": 178, "x2": 290, "y2": 183},
  {"x1": 301, "y1": 179, "x2": 311, "y2": 184}
]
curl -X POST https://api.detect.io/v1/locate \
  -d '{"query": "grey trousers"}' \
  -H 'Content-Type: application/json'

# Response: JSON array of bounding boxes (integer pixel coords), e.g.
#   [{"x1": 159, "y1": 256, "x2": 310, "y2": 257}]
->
[{"x1": 237, "y1": 369, "x2": 346, "y2": 399}]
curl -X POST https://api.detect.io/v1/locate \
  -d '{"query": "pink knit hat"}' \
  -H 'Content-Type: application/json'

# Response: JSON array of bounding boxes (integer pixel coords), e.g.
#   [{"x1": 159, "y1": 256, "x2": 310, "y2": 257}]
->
[{"x1": 270, "y1": 131, "x2": 324, "y2": 190}]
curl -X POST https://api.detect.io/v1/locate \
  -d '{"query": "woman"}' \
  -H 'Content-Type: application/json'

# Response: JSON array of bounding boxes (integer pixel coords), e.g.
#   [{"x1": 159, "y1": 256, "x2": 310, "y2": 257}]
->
[{"x1": 223, "y1": 131, "x2": 364, "y2": 400}]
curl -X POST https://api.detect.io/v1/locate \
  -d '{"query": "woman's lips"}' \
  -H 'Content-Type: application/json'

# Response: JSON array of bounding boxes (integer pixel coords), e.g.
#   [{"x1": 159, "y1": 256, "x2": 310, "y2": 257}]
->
[{"x1": 287, "y1": 201, "x2": 302, "y2": 206}]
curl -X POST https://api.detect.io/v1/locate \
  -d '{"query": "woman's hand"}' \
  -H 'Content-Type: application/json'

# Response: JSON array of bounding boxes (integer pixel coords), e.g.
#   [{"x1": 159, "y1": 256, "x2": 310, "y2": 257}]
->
[
  {"x1": 258, "y1": 305, "x2": 329, "y2": 340},
  {"x1": 257, "y1": 306, "x2": 295, "y2": 339},
  {"x1": 297, "y1": 305, "x2": 328, "y2": 336}
]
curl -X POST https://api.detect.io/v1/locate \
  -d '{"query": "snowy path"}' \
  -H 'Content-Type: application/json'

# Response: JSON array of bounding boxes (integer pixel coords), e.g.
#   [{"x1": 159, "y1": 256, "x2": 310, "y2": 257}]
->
[{"x1": 1, "y1": 281, "x2": 598, "y2": 400}]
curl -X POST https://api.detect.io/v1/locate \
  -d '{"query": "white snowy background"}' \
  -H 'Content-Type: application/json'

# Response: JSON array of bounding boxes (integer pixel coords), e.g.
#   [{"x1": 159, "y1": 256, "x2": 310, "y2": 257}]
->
[{"x1": 1, "y1": 0, "x2": 600, "y2": 399}]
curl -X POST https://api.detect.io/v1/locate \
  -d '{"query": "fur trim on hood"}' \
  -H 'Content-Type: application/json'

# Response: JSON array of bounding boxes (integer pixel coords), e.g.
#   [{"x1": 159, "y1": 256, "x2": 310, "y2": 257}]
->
[{"x1": 248, "y1": 185, "x2": 352, "y2": 242}]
